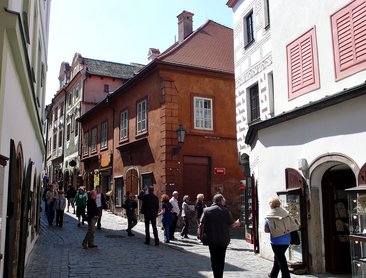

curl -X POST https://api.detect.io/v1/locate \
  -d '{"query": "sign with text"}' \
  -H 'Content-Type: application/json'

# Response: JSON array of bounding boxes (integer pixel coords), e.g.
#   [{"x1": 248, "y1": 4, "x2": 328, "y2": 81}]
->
[{"x1": 214, "y1": 168, "x2": 226, "y2": 175}]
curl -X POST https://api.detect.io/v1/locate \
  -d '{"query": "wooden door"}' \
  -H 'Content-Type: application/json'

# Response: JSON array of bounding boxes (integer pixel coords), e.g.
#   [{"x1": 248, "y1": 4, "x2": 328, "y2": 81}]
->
[
  {"x1": 183, "y1": 156, "x2": 211, "y2": 203},
  {"x1": 322, "y1": 168, "x2": 354, "y2": 274}
]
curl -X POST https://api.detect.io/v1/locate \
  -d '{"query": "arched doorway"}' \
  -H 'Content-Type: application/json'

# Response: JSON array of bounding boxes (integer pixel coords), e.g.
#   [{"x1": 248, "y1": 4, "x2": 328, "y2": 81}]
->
[
  {"x1": 125, "y1": 168, "x2": 139, "y2": 196},
  {"x1": 321, "y1": 165, "x2": 355, "y2": 274}
]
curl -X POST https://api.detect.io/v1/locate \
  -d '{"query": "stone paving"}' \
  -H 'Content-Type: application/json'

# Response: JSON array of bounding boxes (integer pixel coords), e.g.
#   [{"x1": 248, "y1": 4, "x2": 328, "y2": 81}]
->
[{"x1": 24, "y1": 209, "x2": 344, "y2": 278}]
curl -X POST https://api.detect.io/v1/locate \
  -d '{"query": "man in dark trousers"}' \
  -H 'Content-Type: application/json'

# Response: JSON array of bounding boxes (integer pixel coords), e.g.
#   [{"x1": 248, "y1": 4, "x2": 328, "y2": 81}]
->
[
  {"x1": 200, "y1": 194, "x2": 240, "y2": 278},
  {"x1": 138, "y1": 186, "x2": 160, "y2": 246},
  {"x1": 82, "y1": 190, "x2": 99, "y2": 249}
]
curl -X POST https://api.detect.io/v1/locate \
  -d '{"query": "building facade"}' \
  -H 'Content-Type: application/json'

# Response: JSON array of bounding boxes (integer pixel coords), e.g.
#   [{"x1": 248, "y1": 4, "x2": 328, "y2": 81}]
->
[
  {"x1": 229, "y1": 0, "x2": 366, "y2": 275},
  {"x1": 79, "y1": 11, "x2": 244, "y2": 218},
  {"x1": 0, "y1": 1, "x2": 51, "y2": 276},
  {"x1": 46, "y1": 54, "x2": 142, "y2": 191}
]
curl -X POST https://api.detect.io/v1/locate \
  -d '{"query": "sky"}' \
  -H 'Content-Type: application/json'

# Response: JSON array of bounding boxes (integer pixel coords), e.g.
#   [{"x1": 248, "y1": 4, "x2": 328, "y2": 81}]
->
[{"x1": 46, "y1": 0, "x2": 234, "y2": 104}]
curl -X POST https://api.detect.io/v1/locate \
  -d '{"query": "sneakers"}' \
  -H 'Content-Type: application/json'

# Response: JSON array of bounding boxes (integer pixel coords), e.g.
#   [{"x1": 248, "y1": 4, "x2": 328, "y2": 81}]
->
[
  {"x1": 89, "y1": 244, "x2": 98, "y2": 248},
  {"x1": 82, "y1": 243, "x2": 88, "y2": 249}
]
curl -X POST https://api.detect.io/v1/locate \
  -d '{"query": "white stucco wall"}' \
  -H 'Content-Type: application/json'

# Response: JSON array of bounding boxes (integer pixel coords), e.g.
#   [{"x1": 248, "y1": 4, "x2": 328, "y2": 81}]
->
[
  {"x1": 255, "y1": 93, "x2": 366, "y2": 263},
  {"x1": 271, "y1": 0, "x2": 366, "y2": 114}
]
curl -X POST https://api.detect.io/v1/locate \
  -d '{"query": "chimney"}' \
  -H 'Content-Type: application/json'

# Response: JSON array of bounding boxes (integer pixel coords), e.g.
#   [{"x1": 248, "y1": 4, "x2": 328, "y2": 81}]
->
[
  {"x1": 147, "y1": 48, "x2": 160, "y2": 62},
  {"x1": 177, "y1": 10, "x2": 194, "y2": 43}
]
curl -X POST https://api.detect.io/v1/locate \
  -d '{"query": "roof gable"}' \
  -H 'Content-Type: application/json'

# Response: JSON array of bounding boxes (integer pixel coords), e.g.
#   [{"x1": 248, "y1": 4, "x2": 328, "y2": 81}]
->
[{"x1": 158, "y1": 20, "x2": 234, "y2": 73}]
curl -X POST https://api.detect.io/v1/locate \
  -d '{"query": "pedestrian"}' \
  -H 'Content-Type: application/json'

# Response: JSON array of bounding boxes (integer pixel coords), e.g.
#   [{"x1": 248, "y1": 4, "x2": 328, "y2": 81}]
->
[
  {"x1": 74, "y1": 187, "x2": 88, "y2": 227},
  {"x1": 95, "y1": 185, "x2": 107, "y2": 229},
  {"x1": 123, "y1": 192, "x2": 138, "y2": 236},
  {"x1": 158, "y1": 194, "x2": 173, "y2": 243},
  {"x1": 82, "y1": 190, "x2": 99, "y2": 249},
  {"x1": 200, "y1": 194, "x2": 240, "y2": 278},
  {"x1": 180, "y1": 195, "x2": 191, "y2": 239},
  {"x1": 264, "y1": 196, "x2": 299, "y2": 278},
  {"x1": 169, "y1": 190, "x2": 180, "y2": 240},
  {"x1": 66, "y1": 184, "x2": 77, "y2": 213},
  {"x1": 195, "y1": 193, "x2": 206, "y2": 225},
  {"x1": 138, "y1": 186, "x2": 160, "y2": 246},
  {"x1": 42, "y1": 184, "x2": 49, "y2": 215},
  {"x1": 45, "y1": 183, "x2": 57, "y2": 226},
  {"x1": 54, "y1": 190, "x2": 66, "y2": 227}
]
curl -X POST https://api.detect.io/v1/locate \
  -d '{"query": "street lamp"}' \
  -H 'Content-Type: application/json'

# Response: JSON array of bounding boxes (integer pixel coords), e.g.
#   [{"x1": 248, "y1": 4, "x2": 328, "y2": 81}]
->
[{"x1": 172, "y1": 124, "x2": 186, "y2": 156}]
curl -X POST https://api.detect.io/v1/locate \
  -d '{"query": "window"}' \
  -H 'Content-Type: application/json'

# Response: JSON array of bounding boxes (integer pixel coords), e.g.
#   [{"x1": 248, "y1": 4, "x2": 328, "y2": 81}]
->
[
  {"x1": 60, "y1": 105, "x2": 63, "y2": 117},
  {"x1": 83, "y1": 132, "x2": 89, "y2": 155},
  {"x1": 249, "y1": 84, "x2": 260, "y2": 122},
  {"x1": 120, "y1": 110, "x2": 128, "y2": 140},
  {"x1": 114, "y1": 177, "x2": 123, "y2": 207},
  {"x1": 68, "y1": 93, "x2": 73, "y2": 107},
  {"x1": 58, "y1": 129, "x2": 63, "y2": 147},
  {"x1": 142, "y1": 172, "x2": 153, "y2": 188},
  {"x1": 54, "y1": 107, "x2": 58, "y2": 120},
  {"x1": 244, "y1": 11, "x2": 254, "y2": 47},
  {"x1": 53, "y1": 133, "x2": 56, "y2": 150},
  {"x1": 91, "y1": 127, "x2": 97, "y2": 153},
  {"x1": 267, "y1": 72, "x2": 275, "y2": 116},
  {"x1": 66, "y1": 123, "x2": 70, "y2": 141},
  {"x1": 286, "y1": 27, "x2": 320, "y2": 99},
  {"x1": 71, "y1": 115, "x2": 74, "y2": 132},
  {"x1": 75, "y1": 119, "x2": 79, "y2": 137},
  {"x1": 331, "y1": 0, "x2": 366, "y2": 80},
  {"x1": 264, "y1": 0, "x2": 270, "y2": 28},
  {"x1": 104, "y1": 84, "x2": 109, "y2": 93},
  {"x1": 194, "y1": 97, "x2": 213, "y2": 130},
  {"x1": 137, "y1": 99, "x2": 147, "y2": 134},
  {"x1": 74, "y1": 82, "x2": 80, "y2": 99},
  {"x1": 101, "y1": 121, "x2": 108, "y2": 149}
]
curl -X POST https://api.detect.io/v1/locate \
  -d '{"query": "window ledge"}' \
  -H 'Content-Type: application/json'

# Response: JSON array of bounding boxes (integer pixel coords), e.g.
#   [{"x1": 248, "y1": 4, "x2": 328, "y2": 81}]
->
[{"x1": 244, "y1": 39, "x2": 255, "y2": 50}]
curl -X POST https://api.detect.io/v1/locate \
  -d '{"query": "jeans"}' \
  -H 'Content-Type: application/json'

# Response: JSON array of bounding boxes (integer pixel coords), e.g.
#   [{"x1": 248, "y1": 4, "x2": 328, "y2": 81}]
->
[
  {"x1": 144, "y1": 216, "x2": 159, "y2": 244},
  {"x1": 127, "y1": 211, "x2": 137, "y2": 233},
  {"x1": 47, "y1": 202, "x2": 55, "y2": 225},
  {"x1": 83, "y1": 216, "x2": 97, "y2": 246},
  {"x1": 269, "y1": 244, "x2": 290, "y2": 278}
]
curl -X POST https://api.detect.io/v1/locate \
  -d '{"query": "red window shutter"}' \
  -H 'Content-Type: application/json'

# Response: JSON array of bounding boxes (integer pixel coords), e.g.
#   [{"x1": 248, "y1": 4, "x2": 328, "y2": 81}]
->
[
  {"x1": 287, "y1": 27, "x2": 320, "y2": 100},
  {"x1": 331, "y1": 0, "x2": 366, "y2": 80}
]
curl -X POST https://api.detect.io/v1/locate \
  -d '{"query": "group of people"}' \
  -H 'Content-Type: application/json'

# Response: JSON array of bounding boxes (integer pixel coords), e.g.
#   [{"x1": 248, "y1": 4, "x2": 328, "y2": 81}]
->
[{"x1": 42, "y1": 177, "x2": 297, "y2": 278}]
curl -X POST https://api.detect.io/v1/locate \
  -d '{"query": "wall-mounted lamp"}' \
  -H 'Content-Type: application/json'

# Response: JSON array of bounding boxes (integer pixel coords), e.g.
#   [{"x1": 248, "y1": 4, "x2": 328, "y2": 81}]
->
[
  {"x1": 172, "y1": 124, "x2": 186, "y2": 156},
  {"x1": 298, "y1": 158, "x2": 308, "y2": 173}
]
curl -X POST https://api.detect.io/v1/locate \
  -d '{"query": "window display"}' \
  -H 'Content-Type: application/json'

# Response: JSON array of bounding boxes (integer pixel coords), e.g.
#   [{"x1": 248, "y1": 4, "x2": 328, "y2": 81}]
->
[{"x1": 346, "y1": 185, "x2": 366, "y2": 277}]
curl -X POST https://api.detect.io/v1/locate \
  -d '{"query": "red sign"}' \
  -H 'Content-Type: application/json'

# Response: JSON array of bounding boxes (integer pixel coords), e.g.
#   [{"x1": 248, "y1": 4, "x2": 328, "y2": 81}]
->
[{"x1": 214, "y1": 168, "x2": 226, "y2": 175}]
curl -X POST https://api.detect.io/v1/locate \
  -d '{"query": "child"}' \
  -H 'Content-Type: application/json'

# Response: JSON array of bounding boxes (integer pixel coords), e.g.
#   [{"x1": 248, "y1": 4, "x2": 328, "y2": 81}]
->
[{"x1": 54, "y1": 190, "x2": 66, "y2": 227}]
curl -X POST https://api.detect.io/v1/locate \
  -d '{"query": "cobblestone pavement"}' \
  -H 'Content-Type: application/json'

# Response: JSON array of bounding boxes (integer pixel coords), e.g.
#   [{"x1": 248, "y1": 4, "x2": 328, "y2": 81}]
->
[{"x1": 25, "y1": 209, "x2": 346, "y2": 278}]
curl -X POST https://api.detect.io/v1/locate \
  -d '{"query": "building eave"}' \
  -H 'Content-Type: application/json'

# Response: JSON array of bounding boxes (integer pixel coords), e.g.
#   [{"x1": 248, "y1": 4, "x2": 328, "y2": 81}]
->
[{"x1": 245, "y1": 81, "x2": 366, "y2": 145}]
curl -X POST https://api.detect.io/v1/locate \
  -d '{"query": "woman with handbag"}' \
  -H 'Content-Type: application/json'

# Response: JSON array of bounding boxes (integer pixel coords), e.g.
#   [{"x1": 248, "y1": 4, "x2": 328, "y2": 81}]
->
[{"x1": 264, "y1": 197, "x2": 299, "y2": 278}]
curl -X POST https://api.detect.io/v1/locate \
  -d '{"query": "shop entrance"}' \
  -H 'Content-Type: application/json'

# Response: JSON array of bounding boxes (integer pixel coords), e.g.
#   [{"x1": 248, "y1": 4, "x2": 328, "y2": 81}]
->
[{"x1": 321, "y1": 166, "x2": 355, "y2": 274}]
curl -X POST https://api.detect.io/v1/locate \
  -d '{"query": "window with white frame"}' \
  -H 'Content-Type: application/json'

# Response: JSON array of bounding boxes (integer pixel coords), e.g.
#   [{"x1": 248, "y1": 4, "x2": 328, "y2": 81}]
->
[
  {"x1": 244, "y1": 10, "x2": 254, "y2": 47},
  {"x1": 101, "y1": 121, "x2": 108, "y2": 149},
  {"x1": 91, "y1": 127, "x2": 97, "y2": 153},
  {"x1": 194, "y1": 97, "x2": 213, "y2": 130},
  {"x1": 264, "y1": 0, "x2": 270, "y2": 28},
  {"x1": 120, "y1": 110, "x2": 128, "y2": 140},
  {"x1": 248, "y1": 84, "x2": 260, "y2": 122},
  {"x1": 83, "y1": 131, "x2": 89, "y2": 155},
  {"x1": 137, "y1": 99, "x2": 147, "y2": 134}
]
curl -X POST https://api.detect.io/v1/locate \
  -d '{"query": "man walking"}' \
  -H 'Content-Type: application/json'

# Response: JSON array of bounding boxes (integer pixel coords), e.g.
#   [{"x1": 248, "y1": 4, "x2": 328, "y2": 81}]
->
[
  {"x1": 82, "y1": 190, "x2": 98, "y2": 249},
  {"x1": 169, "y1": 191, "x2": 180, "y2": 240},
  {"x1": 200, "y1": 194, "x2": 240, "y2": 278},
  {"x1": 138, "y1": 186, "x2": 160, "y2": 246}
]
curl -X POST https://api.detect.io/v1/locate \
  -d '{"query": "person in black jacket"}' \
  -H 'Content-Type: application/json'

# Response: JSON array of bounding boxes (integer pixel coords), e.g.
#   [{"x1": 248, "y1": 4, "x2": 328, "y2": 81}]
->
[
  {"x1": 123, "y1": 192, "x2": 138, "y2": 236},
  {"x1": 82, "y1": 190, "x2": 99, "y2": 249},
  {"x1": 138, "y1": 186, "x2": 160, "y2": 246},
  {"x1": 200, "y1": 194, "x2": 240, "y2": 278}
]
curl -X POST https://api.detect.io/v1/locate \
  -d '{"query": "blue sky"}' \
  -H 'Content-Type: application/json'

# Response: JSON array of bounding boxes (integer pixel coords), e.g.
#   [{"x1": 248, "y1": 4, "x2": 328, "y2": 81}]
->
[{"x1": 46, "y1": 0, "x2": 234, "y2": 104}]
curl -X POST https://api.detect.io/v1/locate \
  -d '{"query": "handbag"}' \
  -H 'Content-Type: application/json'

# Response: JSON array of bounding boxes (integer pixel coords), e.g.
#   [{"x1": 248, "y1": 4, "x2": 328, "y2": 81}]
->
[{"x1": 290, "y1": 230, "x2": 300, "y2": 245}]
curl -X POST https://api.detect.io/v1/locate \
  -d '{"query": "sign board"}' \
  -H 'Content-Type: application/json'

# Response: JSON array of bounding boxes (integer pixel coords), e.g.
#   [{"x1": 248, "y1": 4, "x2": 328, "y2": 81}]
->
[{"x1": 214, "y1": 168, "x2": 226, "y2": 175}]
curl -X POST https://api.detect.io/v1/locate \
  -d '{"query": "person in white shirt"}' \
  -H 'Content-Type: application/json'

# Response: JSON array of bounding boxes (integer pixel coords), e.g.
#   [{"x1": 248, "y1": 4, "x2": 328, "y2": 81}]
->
[
  {"x1": 95, "y1": 186, "x2": 106, "y2": 229},
  {"x1": 169, "y1": 191, "x2": 180, "y2": 240}
]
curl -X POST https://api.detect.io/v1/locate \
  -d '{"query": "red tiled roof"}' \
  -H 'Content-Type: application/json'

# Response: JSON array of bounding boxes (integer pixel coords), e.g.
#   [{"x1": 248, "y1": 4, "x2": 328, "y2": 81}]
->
[{"x1": 158, "y1": 20, "x2": 234, "y2": 74}]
